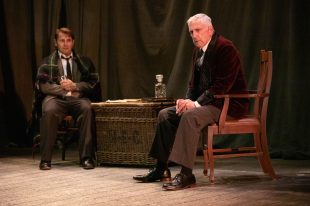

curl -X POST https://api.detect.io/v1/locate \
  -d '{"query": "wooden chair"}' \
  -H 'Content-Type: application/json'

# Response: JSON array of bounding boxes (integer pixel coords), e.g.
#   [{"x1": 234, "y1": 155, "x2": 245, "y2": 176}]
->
[
  {"x1": 55, "y1": 115, "x2": 79, "y2": 160},
  {"x1": 30, "y1": 82, "x2": 80, "y2": 161},
  {"x1": 32, "y1": 115, "x2": 78, "y2": 161},
  {"x1": 203, "y1": 50, "x2": 278, "y2": 183}
]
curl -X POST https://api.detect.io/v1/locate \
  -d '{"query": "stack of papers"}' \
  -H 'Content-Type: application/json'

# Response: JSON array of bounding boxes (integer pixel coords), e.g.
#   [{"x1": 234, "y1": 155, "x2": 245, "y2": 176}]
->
[{"x1": 106, "y1": 99, "x2": 142, "y2": 103}]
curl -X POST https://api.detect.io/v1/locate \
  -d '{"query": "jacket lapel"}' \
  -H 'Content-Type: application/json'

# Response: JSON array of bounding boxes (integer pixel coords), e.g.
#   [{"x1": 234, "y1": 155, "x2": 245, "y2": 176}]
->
[{"x1": 203, "y1": 32, "x2": 218, "y2": 66}]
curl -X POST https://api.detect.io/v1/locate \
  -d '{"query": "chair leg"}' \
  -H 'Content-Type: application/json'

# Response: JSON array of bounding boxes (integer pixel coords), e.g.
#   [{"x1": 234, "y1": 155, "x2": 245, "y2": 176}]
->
[
  {"x1": 260, "y1": 131, "x2": 278, "y2": 179},
  {"x1": 62, "y1": 143, "x2": 66, "y2": 161},
  {"x1": 32, "y1": 134, "x2": 41, "y2": 159},
  {"x1": 32, "y1": 143, "x2": 40, "y2": 159},
  {"x1": 253, "y1": 132, "x2": 269, "y2": 174},
  {"x1": 203, "y1": 147, "x2": 209, "y2": 176},
  {"x1": 207, "y1": 130, "x2": 215, "y2": 183},
  {"x1": 61, "y1": 133, "x2": 69, "y2": 161}
]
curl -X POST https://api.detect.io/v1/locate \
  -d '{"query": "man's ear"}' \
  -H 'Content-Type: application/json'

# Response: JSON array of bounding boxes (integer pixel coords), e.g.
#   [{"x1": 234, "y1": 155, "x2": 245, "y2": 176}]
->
[{"x1": 54, "y1": 39, "x2": 58, "y2": 48}]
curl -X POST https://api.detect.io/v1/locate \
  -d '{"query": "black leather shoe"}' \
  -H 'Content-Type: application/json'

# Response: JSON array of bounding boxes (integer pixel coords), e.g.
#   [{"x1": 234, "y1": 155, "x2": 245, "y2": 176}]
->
[
  {"x1": 163, "y1": 173, "x2": 196, "y2": 190},
  {"x1": 133, "y1": 168, "x2": 171, "y2": 183},
  {"x1": 39, "y1": 161, "x2": 51, "y2": 170},
  {"x1": 81, "y1": 158, "x2": 95, "y2": 169}
]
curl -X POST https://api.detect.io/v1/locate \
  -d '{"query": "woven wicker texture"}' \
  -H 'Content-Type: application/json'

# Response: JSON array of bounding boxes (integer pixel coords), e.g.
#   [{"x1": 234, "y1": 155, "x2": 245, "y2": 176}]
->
[{"x1": 92, "y1": 101, "x2": 175, "y2": 166}]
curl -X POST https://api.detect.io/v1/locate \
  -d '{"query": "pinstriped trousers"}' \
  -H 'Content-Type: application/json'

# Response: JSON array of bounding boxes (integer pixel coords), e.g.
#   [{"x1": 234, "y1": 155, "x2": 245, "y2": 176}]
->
[
  {"x1": 149, "y1": 105, "x2": 221, "y2": 169},
  {"x1": 40, "y1": 97, "x2": 94, "y2": 161}
]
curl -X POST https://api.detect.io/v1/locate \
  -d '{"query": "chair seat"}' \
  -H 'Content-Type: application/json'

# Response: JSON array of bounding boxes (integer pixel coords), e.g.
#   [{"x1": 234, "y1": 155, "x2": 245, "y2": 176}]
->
[
  {"x1": 209, "y1": 117, "x2": 260, "y2": 134},
  {"x1": 211, "y1": 117, "x2": 259, "y2": 125}
]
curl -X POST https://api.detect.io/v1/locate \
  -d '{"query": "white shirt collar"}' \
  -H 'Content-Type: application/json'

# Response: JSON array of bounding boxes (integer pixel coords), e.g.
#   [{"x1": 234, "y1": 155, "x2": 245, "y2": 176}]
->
[
  {"x1": 58, "y1": 51, "x2": 73, "y2": 59},
  {"x1": 201, "y1": 40, "x2": 211, "y2": 53}
]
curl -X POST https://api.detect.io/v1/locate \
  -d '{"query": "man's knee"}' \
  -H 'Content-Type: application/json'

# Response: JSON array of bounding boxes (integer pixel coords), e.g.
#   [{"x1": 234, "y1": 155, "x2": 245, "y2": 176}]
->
[
  {"x1": 181, "y1": 109, "x2": 196, "y2": 120},
  {"x1": 42, "y1": 101, "x2": 59, "y2": 115},
  {"x1": 158, "y1": 106, "x2": 175, "y2": 121},
  {"x1": 79, "y1": 100, "x2": 92, "y2": 113},
  {"x1": 158, "y1": 109, "x2": 168, "y2": 120}
]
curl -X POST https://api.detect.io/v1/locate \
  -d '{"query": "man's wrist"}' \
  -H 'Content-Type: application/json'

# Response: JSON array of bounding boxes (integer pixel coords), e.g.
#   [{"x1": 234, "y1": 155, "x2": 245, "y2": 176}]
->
[
  {"x1": 194, "y1": 101, "x2": 201, "y2": 108},
  {"x1": 73, "y1": 83, "x2": 79, "y2": 91}
]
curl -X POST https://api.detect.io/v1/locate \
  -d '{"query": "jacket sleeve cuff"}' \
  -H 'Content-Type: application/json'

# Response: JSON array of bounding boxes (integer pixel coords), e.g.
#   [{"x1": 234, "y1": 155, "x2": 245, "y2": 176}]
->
[
  {"x1": 194, "y1": 101, "x2": 201, "y2": 107},
  {"x1": 197, "y1": 90, "x2": 214, "y2": 105}
]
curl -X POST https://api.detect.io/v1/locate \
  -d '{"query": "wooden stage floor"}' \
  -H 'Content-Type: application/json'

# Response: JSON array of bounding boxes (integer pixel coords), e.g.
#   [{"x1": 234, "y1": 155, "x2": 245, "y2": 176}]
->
[{"x1": 0, "y1": 147, "x2": 309, "y2": 206}]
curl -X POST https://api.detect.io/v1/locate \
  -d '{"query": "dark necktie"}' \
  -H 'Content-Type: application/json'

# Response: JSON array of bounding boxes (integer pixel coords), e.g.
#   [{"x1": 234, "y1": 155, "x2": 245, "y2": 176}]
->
[
  {"x1": 197, "y1": 49, "x2": 204, "y2": 58},
  {"x1": 62, "y1": 56, "x2": 72, "y2": 79},
  {"x1": 196, "y1": 49, "x2": 204, "y2": 67},
  {"x1": 194, "y1": 49, "x2": 208, "y2": 92}
]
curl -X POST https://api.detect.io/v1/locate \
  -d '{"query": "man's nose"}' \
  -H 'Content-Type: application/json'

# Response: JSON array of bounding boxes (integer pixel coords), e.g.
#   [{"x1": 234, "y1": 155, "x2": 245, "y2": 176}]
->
[{"x1": 192, "y1": 31, "x2": 198, "y2": 39}]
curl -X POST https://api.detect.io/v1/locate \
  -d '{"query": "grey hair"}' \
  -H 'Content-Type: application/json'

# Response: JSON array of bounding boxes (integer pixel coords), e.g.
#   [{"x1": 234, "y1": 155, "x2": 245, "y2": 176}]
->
[{"x1": 187, "y1": 13, "x2": 213, "y2": 27}]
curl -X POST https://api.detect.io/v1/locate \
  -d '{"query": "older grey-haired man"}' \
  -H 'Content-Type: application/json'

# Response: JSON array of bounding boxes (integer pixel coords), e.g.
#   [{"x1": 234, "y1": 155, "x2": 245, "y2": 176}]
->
[{"x1": 133, "y1": 13, "x2": 249, "y2": 190}]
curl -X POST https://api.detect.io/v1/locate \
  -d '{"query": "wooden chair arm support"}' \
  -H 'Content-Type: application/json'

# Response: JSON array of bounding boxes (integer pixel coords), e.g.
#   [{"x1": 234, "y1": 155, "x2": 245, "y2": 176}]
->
[
  {"x1": 214, "y1": 93, "x2": 269, "y2": 99},
  {"x1": 213, "y1": 92, "x2": 269, "y2": 132},
  {"x1": 217, "y1": 96, "x2": 229, "y2": 131}
]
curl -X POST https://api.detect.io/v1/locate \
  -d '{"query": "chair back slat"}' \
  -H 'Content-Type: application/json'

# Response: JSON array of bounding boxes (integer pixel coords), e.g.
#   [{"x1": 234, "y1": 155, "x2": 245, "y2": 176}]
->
[{"x1": 253, "y1": 50, "x2": 273, "y2": 120}]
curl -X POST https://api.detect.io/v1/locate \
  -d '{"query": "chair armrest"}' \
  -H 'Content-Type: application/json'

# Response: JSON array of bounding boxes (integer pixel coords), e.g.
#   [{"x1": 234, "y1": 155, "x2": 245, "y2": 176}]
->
[
  {"x1": 213, "y1": 92, "x2": 269, "y2": 132},
  {"x1": 214, "y1": 93, "x2": 269, "y2": 99}
]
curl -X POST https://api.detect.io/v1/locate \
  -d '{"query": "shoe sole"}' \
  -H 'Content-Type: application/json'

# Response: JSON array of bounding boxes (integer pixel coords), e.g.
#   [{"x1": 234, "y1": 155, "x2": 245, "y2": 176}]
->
[
  {"x1": 160, "y1": 177, "x2": 172, "y2": 183},
  {"x1": 135, "y1": 179, "x2": 160, "y2": 183},
  {"x1": 163, "y1": 183, "x2": 196, "y2": 191},
  {"x1": 133, "y1": 176, "x2": 172, "y2": 183},
  {"x1": 83, "y1": 167, "x2": 95, "y2": 169},
  {"x1": 39, "y1": 167, "x2": 51, "y2": 170}
]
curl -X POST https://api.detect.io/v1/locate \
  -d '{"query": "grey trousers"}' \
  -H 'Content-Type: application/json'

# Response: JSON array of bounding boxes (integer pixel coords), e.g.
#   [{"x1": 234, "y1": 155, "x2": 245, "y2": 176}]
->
[
  {"x1": 40, "y1": 97, "x2": 94, "y2": 161},
  {"x1": 149, "y1": 105, "x2": 221, "y2": 169}
]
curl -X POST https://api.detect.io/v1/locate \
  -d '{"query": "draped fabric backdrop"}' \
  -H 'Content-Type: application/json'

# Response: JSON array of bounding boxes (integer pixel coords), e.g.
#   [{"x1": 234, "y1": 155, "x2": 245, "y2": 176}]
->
[{"x1": 0, "y1": 0, "x2": 309, "y2": 159}]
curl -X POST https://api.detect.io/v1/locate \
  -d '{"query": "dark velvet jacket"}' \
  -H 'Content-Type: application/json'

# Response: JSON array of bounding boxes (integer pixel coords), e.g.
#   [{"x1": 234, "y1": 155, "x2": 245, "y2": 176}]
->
[{"x1": 186, "y1": 32, "x2": 249, "y2": 118}]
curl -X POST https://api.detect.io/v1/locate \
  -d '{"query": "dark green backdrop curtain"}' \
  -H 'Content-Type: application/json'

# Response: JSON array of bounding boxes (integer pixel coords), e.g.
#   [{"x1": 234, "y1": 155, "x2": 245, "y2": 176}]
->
[{"x1": 0, "y1": 0, "x2": 309, "y2": 159}]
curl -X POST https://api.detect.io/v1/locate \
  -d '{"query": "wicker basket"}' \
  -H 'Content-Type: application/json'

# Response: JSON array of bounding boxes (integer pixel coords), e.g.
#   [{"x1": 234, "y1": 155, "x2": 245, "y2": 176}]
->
[{"x1": 92, "y1": 100, "x2": 175, "y2": 166}]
